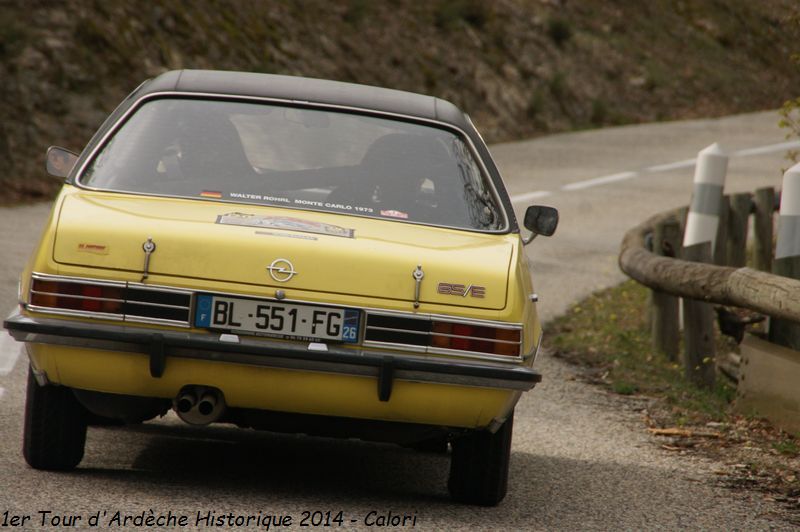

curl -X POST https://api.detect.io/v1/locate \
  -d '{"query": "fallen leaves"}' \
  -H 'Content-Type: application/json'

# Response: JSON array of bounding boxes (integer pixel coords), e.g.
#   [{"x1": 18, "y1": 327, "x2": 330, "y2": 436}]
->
[{"x1": 648, "y1": 427, "x2": 722, "y2": 438}]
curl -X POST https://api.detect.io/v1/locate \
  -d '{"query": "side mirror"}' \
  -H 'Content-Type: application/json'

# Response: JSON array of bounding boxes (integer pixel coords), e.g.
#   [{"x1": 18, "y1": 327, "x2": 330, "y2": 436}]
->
[
  {"x1": 46, "y1": 146, "x2": 79, "y2": 179},
  {"x1": 522, "y1": 205, "x2": 559, "y2": 245}
]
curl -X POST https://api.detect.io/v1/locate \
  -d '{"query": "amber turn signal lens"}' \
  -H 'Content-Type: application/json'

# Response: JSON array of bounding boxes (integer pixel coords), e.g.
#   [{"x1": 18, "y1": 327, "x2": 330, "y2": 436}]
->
[
  {"x1": 430, "y1": 321, "x2": 452, "y2": 348},
  {"x1": 493, "y1": 328, "x2": 522, "y2": 356}
]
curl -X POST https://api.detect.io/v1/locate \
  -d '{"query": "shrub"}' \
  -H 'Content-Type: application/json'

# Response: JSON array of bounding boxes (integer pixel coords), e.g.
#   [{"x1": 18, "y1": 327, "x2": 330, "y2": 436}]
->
[
  {"x1": 547, "y1": 16, "x2": 572, "y2": 47},
  {"x1": 434, "y1": 0, "x2": 491, "y2": 31}
]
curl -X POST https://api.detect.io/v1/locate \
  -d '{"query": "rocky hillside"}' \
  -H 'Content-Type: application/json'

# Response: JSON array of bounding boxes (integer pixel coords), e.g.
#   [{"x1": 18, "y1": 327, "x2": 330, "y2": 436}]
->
[{"x1": 2, "y1": 0, "x2": 799, "y2": 202}]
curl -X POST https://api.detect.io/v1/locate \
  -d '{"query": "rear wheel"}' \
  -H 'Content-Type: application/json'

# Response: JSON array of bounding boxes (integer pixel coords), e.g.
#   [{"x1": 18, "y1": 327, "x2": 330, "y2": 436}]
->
[
  {"x1": 23, "y1": 366, "x2": 88, "y2": 470},
  {"x1": 448, "y1": 413, "x2": 513, "y2": 506}
]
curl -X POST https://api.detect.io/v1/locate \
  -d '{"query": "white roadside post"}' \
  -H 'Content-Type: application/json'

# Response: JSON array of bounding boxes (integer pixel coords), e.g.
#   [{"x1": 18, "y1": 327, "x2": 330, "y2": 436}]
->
[
  {"x1": 769, "y1": 162, "x2": 800, "y2": 349},
  {"x1": 680, "y1": 143, "x2": 728, "y2": 388},
  {"x1": 774, "y1": 162, "x2": 800, "y2": 262},
  {"x1": 683, "y1": 143, "x2": 729, "y2": 252}
]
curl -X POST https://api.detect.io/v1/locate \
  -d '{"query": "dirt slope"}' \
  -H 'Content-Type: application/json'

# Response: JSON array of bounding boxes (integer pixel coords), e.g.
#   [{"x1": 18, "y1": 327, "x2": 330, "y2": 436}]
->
[{"x1": 1, "y1": 0, "x2": 799, "y2": 201}]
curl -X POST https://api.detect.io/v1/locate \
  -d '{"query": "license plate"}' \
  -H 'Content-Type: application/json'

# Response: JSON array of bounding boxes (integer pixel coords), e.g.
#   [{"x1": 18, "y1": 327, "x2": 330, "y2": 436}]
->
[{"x1": 194, "y1": 294, "x2": 360, "y2": 343}]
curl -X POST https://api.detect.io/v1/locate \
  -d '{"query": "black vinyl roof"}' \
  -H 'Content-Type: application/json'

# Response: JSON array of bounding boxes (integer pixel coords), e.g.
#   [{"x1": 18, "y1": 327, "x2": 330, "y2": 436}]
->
[{"x1": 139, "y1": 69, "x2": 471, "y2": 131}]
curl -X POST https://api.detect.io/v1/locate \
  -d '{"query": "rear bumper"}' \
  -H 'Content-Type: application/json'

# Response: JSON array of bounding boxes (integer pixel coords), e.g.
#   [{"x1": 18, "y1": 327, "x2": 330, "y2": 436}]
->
[{"x1": 4, "y1": 312, "x2": 541, "y2": 398}]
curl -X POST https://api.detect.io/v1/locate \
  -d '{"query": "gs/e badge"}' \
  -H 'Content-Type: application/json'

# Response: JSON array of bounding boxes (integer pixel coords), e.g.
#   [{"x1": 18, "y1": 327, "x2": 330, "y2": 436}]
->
[{"x1": 437, "y1": 282, "x2": 486, "y2": 298}]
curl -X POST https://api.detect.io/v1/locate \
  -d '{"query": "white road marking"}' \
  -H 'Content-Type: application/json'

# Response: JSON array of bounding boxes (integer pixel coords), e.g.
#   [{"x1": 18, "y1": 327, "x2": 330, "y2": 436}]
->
[
  {"x1": 511, "y1": 190, "x2": 552, "y2": 203},
  {"x1": 0, "y1": 331, "x2": 21, "y2": 376},
  {"x1": 0, "y1": 308, "x2": 22, "y2": 376},
  {"x1": 561, "y1": 171, "x2": 638, "y2": 191},
  {"x1": 645, "y1": 158, "x2": 697, "y2": 172},
  {"x1": 733, "y1": 140, "x2": 800, "y2": 157},
  {"x1": 509, "y1": 139, "x2": 800, "y2": 203}
]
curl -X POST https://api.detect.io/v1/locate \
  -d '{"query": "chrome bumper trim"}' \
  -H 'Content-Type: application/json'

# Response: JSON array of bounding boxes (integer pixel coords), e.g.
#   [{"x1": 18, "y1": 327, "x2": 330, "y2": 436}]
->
[{"x1": 4, "y1": 312, "x2": 540, "y2": 393}]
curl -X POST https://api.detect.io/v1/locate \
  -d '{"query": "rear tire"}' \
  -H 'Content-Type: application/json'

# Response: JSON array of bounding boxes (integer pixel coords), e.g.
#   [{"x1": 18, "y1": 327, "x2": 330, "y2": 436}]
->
[
  {"x1": 448, "y1": 413, "x2": 513, "y2": 506},
  {"x1": 23, "y1": 366, "x2": 88, "y2": 470}
]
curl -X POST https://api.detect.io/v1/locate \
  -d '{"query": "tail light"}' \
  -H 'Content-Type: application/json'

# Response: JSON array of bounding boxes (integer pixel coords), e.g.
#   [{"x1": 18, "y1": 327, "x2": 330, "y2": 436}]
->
[
  {"x1": 431, "y1": 321, "x2": 521, "y2": 356},
  {"x1": 28, "y1": 275, "x2": 192, "y2": 326},
  {"x1": 30, "y1": 279, "x2": 124, "y2": 314},
  {"x1": 365, "y1": 312, "x2": 523, "y2": 358}
]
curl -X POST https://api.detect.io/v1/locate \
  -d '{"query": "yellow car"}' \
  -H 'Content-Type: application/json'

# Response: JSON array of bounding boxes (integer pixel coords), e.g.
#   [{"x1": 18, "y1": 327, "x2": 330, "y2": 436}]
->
[{"x1": 4, "y1": 70, "x2": 558, "y2": 506}]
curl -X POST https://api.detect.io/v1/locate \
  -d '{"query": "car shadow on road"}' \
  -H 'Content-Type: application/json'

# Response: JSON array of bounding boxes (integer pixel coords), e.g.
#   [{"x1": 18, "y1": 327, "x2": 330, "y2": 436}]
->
[
  {"x1": 53, "y1": 421, "x2": 770, "y2": 530},
  {"x1": 80, "y1": 421, "x2": 451, "y2": 505}
]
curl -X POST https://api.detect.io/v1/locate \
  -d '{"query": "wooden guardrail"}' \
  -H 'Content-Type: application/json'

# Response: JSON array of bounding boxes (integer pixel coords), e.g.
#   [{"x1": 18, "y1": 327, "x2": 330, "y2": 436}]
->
[
  {"x1": 618, "y1": 186, "x2": 800, "y2": 387},
  {"x1": 619, "y1": 192, "x2": 800, "y2": 323}
]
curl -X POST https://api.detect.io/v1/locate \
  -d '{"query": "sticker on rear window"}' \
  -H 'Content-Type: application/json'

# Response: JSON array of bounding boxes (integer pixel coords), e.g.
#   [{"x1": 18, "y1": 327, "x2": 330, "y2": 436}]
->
[
  {"x1": 216, "y1": 212, "x2": 354, "y2": 238},
  {"x1": 380, "y1": 209, "x2": 409, "y2": 219}
]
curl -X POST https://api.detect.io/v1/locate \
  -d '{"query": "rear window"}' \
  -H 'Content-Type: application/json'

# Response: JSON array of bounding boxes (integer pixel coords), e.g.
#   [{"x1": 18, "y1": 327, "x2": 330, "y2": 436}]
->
[{"x1": 79, "y1": 98, "x2": 505, "y2": 231}]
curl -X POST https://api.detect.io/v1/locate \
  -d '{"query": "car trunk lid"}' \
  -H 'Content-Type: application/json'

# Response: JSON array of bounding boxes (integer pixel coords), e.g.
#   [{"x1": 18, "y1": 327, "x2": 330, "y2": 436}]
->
[{"x1": 53, "y1": 193, "x2": 513, "y2": 310}]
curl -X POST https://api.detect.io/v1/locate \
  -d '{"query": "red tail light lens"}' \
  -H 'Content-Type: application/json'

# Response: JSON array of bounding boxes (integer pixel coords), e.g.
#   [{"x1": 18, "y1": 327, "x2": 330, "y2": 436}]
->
[
  {"x1": 430, "y1": 320, "x2": 521, "y2": 356},
  {"x1": 81, "y1": 285, "x2": 103, "y2": 312},
  {"x1": 30, "y1": 279, "x2": 123, "y2": 313},
  {"x1": 26, "y1": 274, "x2": 193, "y2": 325}
]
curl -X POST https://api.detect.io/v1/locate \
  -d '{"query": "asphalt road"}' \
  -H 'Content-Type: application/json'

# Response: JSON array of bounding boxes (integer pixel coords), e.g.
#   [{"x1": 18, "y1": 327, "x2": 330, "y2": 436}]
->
[{"x1": 0, "y1": 111, "x2": 797, "y2": 530}]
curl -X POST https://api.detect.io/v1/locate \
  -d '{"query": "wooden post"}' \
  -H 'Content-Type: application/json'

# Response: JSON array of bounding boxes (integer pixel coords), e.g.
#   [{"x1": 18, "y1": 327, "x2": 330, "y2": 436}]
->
[
  {"x1": 682, "y1": 242, "x2": 716, "y2": 388},
  {"x1": 753, "y1": 187, "x2": 775, "y2": 272},
  {"x1": 651, "y1": 218, "x2": 681, "y2": 361},
  {"x1": 726, "y1": 192, "x2": 751, "y2": 268},
  {"x1": 768, "y1": 270, "x2": 800, "y2": 350},
  {"x1": 676, "y1": 206, "x2": 689, "y2": 236},
  {"x1": 713, "y1": 195, "x2": 729, "y2": 266}
]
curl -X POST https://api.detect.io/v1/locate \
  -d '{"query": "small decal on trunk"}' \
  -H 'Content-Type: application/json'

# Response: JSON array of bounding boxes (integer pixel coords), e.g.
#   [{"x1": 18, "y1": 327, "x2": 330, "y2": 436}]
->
[
  {"x1": 217, "y1": 212, "x2": 354, "y2": 238},
  {"x1": 77, "y1": 243, "x2": 108, "y2": 255}
]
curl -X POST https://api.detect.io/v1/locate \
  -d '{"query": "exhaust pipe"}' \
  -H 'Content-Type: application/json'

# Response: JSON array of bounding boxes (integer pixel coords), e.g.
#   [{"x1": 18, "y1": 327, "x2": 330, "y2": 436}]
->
[
  {"x1": 197, "y1": 392, "x2": 217, "y2": 416},
  {"x1": 176, "y1": 392, "x2": 196, "y2": 414},
  {"x1": 173, "y1": 386, "x2": 225, "y2": 425}
]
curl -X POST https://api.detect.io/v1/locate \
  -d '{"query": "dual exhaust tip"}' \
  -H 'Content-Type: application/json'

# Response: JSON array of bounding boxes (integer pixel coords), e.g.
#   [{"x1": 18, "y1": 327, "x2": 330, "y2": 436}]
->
[{"x1": 173, "y1": 386, "x2": 225, "y2": 425}]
